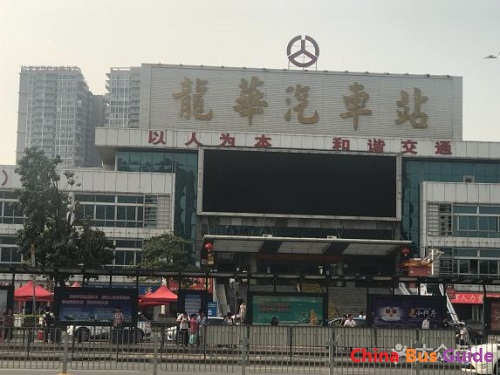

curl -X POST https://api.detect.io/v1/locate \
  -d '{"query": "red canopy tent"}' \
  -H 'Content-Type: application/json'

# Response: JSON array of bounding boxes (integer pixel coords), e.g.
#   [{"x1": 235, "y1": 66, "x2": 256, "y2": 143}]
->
[
  {"x1": 14, "y1": 281, "x2": 53, "y2": 302},
  {"x1": 139, "y1": 285, "x2": 177, "y2": 306}
]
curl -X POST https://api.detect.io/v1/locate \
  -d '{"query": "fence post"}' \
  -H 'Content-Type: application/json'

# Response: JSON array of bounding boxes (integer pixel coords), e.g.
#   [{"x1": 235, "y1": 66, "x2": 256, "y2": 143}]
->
[
  {"x1": 152, "y1": 333, "x2": 158, "y2": 375},
  {"x1": 61, "y1": 330, "x2": 69, "y2": 374},
  {"x1": 327, "y1": 334, "x2": 335, "y2": 375},
  {"x1": 240, "y1": 336, "x2": 249, "y2": 375}
]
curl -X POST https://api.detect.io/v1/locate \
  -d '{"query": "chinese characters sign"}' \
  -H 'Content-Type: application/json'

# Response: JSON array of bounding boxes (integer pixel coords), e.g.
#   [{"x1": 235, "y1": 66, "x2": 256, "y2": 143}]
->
[{"x1": 140, "y1": 64, "x2": 462, "y2": 140}]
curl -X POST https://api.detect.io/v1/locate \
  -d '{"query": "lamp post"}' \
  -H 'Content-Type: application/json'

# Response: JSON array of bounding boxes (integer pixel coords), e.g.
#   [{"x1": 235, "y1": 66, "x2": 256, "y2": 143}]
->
[{"x1": 30, "y1": 244, "x2": 36, "y2": 316}]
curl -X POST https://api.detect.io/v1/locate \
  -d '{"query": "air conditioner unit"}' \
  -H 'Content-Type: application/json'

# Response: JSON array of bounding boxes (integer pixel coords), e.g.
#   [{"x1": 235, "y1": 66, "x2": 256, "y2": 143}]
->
[
  {"x1": 327, "y1": 235, "x2": 337, "y2": 239},
  {"x1": 262, "y1": 234, "x2": 273, "y2": 238}
]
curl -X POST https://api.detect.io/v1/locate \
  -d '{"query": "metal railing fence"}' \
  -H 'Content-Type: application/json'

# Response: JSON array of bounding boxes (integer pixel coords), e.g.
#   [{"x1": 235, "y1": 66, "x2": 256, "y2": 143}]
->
[{"x1": 0, "y1": 326, "x2": 496, "y2": 374}]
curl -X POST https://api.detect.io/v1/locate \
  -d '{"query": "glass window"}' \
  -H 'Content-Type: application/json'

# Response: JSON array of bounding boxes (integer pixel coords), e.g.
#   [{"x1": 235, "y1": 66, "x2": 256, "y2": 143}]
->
[
  {"x1": 480, "y1": 260, "x2": 489, "y2": 275},
  {"x1": 479, "y1": 206, "x2": 500, "y2": 214},
  {"x1": 454, "y1": 205, "x2": 477, "y2": 214},
  {"x1": 152, "y1": 153, "x2": 166, "y2": 172},
  {"x1": 1, "y1": 237, "x2": 16, "y2": 244},
  {"x1": 117, "y1": 195, "x2": 142, "y2": 204},
  {"x1": 76, "y1": 194, "x2": 95, "y2": 202},
  {"x1": 114, "y1": 250, "x2": 136, "y2": 266},
  {"x1": 11, "y1": 248, "x2": 22, "y2": 263},
  {"x1": 3, "y1": 203, "x2": 13, "y2": 216},
  {"x1": 480, "y1": 249, "x2": 500, "y2": 258},
  {"x1": 454, "y1": 248, "x2": 478, "y2": 257},
  {"x1": 83, "y1": 204, "x2": 94, "y2": 218},
  {"x1": 95, "y1": 195, "x2": 115, "y2": 203},
  {"x1": 1, "y1": 248, "x2": 10, "y2": 262},
  {"x1": 490, "y1": 260, "x2": 498, "y2": 275},
  {"x1": 115, "y1": 250, "x2": 126, "y2": 265},
  {"x1": 105, "y1": 206, "x2": 115, "y2": 220},
  {"x1": 115, "y1": 240, "x2": 138, "y2": 248},
  {"x1": 468, "y1": 216, "x2": 477, "y2": 230},
  {"x1": 95, "y1": 205, "x2": 105, "y2": 219},
  {"x1": 458, "y1": 260, "x2": 469, "y2": 273},
  {"x1": 127, "y1": 206, "x2": 136, "y2": 220},
  {"x1": 116, "y1": 207, "x2": 126, "y2": 220}
]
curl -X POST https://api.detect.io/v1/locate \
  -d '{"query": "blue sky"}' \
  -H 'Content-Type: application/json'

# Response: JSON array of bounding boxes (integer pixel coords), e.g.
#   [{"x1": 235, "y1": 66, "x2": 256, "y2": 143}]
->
[{"x1": 1, "y1": 0, "x2": 499, "y2": 164}]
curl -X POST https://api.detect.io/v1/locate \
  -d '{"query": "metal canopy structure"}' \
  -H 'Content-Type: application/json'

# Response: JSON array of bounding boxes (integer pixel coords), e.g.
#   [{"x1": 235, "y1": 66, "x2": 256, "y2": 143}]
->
[
  {"x1": 3, "y1": 266, "x2": 500, "y2": 289},
  {"x1": 201, "y1": 235, "x2": 412, "y2": 256}
]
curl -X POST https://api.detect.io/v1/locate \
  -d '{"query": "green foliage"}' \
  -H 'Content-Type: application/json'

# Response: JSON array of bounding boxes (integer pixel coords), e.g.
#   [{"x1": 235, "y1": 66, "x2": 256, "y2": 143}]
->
[
  {"x1": 140, "y1": 232, "x2": 196, "y2": 271},
  {"x1": 14, "y1": 147, "x2": 115, "y2": 285}
]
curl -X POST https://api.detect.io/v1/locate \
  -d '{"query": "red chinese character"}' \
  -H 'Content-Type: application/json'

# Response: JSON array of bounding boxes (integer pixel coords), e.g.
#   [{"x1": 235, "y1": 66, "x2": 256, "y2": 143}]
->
[
  {"x1": 147, "y1": 130, "x2": 166, "y2": 145},
  {"x1": 368, "y1": 138, "x2": 385, "y2": 153},
  {"x1": 435, "y1": 141, "x2": 452, "y2": 155},
  {"x1": 219, "y1": 133, "x2": 236, "y2": 147},
  {"x1": 401, "y1": 139, "x2": 418, "y2": 154},
  {"x1": 254, "y1": 134, "x2": 272, "y2": 148},
  {"x1": 332, "y1": 137, "x2": 350, "y2": 151},
  {"x1": 184, "y1": 132, "x2": 202, "y2": 147}
]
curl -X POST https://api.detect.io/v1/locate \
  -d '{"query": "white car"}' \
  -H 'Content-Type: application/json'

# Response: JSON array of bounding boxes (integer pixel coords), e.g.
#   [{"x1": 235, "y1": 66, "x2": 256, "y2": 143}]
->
[
  {"x1": 67, "y1": 313, "x2": 152, "y2": 343},
  {"x1": 461, "y1": 343, "x2": 500, "y2": 374}
]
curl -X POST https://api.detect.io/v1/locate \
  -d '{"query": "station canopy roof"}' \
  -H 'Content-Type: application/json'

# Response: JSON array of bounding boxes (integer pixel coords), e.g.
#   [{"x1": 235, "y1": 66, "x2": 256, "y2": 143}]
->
[{"x1": 202, "y1": 235, "x2": 411, "y2": 256}]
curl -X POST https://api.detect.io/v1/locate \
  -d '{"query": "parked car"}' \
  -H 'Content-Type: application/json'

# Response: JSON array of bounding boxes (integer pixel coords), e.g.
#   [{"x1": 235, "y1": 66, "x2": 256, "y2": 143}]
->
[
  {"x1": 328, "y1": 317, "x2": 367, "y2": 327},
  {"x1": 67, "y1": 312, "x2": 151, "y2": 343},
  {"x1": 462, "y1": 342, "x2": 500, "y2": 374},
  {"x1": 165, "y1": 316, "x2": 224, "y2": 341}
]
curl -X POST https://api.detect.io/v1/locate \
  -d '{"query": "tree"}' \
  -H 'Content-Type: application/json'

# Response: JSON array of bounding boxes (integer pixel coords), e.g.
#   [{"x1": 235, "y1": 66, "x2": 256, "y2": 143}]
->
[
  {"x1": 14, "y1": 147, "x2": 115, "y2": 286},
  {"x1": 140, "y1": 232, "x2": 196, "y2": 272}
]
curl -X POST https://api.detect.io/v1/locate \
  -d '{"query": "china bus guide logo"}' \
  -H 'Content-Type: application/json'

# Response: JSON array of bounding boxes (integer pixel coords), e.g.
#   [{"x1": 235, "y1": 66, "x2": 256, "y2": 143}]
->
[{"x1": 350, "y1": 344, "x2": 494, "y2": 364}]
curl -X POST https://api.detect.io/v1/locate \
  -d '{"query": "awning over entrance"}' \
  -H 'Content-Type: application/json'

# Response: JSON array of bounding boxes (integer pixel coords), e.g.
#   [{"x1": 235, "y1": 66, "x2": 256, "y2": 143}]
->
[
  {"x1": 202, "y1": 235, "x2": 411, "y2": 256},
  {"x1": 450, "y1": 292, "x2": 500, "y2": 304}
]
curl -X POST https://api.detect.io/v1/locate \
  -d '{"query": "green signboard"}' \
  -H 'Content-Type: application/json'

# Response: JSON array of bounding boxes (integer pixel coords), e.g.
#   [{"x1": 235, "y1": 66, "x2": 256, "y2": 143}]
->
[{"x1": 248, "y1": 292, "x2": 327, "y2": 325}]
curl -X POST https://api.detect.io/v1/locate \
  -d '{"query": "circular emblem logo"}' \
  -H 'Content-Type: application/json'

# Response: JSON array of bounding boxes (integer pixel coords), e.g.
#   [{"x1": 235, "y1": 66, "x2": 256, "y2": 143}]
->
[{"x1": 287, "y1": 35, "x2": 320, "y2": 68}]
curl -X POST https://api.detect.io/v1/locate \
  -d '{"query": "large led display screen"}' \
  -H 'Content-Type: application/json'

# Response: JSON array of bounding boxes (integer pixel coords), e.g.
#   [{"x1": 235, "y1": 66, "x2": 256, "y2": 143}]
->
[
  {"x1": 53, "y1": 287, "x2": 138, "y2": 326},
  {"x1": 247, "y1": 292, "x2": 327, "y2": 325},
  {"x1": 201, "y1": 149, "x2": 398, "y2": 218},
  {"x1": 367, "y1": 294, "x2": 447, "y2": 329}
]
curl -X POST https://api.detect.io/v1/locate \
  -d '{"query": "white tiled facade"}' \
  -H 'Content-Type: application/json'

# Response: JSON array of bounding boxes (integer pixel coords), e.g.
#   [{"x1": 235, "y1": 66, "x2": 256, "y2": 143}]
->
[{"x1": 0, "y1": 165, "x2": 175, "y2": 269}]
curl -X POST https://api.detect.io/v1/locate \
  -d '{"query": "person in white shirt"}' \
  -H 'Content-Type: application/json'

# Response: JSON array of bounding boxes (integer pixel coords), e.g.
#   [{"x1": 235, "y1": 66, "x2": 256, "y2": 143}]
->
[
  {"x1": 176, "y1": 312, "x2": 189, "y2": 346},
  {"x1": 421, "y1": 316, "x2": 431, "y2": 330},
  {"x1": 343, "y1": 314, "x2": 357, "y2": 328}
]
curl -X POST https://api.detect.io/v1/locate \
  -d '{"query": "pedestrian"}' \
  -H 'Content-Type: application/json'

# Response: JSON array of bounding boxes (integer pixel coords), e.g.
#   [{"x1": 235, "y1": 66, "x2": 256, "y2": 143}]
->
[
  {"x1": 176, "y1": 311, "x2": 189, "y2": 346},
  {"x1": 421, "y1": 316, "x2": 431, "y2": 330},
  {"x1": 223, "y1": 312, "x2": 233, "y2": 326},
  {"x1": 196, "y1": 310, "x2": 207, "y2": 347},
  {"x1": 456, "y1": 322, "x2": 469, "y2": 346},
  {"x1": 343, "y1": 314, "x2": 356, "y2": 328},
  {"x1": 43, "y1": 306, "x2": 56, "y2": 342},
  {"x1": 340, "y1": 314, "x2": 347, "y2": 326},
  {"x1": 239, "y1": 301, "x2": 247, "y2": 324},
  {"x1": 113, "y1": 306, "x2": 124, "y2": 328},
  {"x1": 188, "y1": 314, "x2": 198, "y2": 347},
  {"x1": 3, "y1": 309, "x2": 14, "y2": 341},
  {"x1": 270, "y1": 317, "x2": 279, "y2": 326},
  {"x1": 112, "y1": 306, "x2": 124, "y2": 343}
]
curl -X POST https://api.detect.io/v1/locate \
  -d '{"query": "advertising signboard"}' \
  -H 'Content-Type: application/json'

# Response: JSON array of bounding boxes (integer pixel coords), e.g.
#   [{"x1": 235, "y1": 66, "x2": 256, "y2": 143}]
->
[
  {"x1": 367, "y1": 294, "x2": 447, "y2": 329},
  {"x1": 53, "y1": 287, "x2": 138, "y2": 326},
  {"x1": 247, "y1": 292, "x2": 327, "y2": 325},
  {"x1": 177, "y1": 290, "x2": 209, "y2": 317}
]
